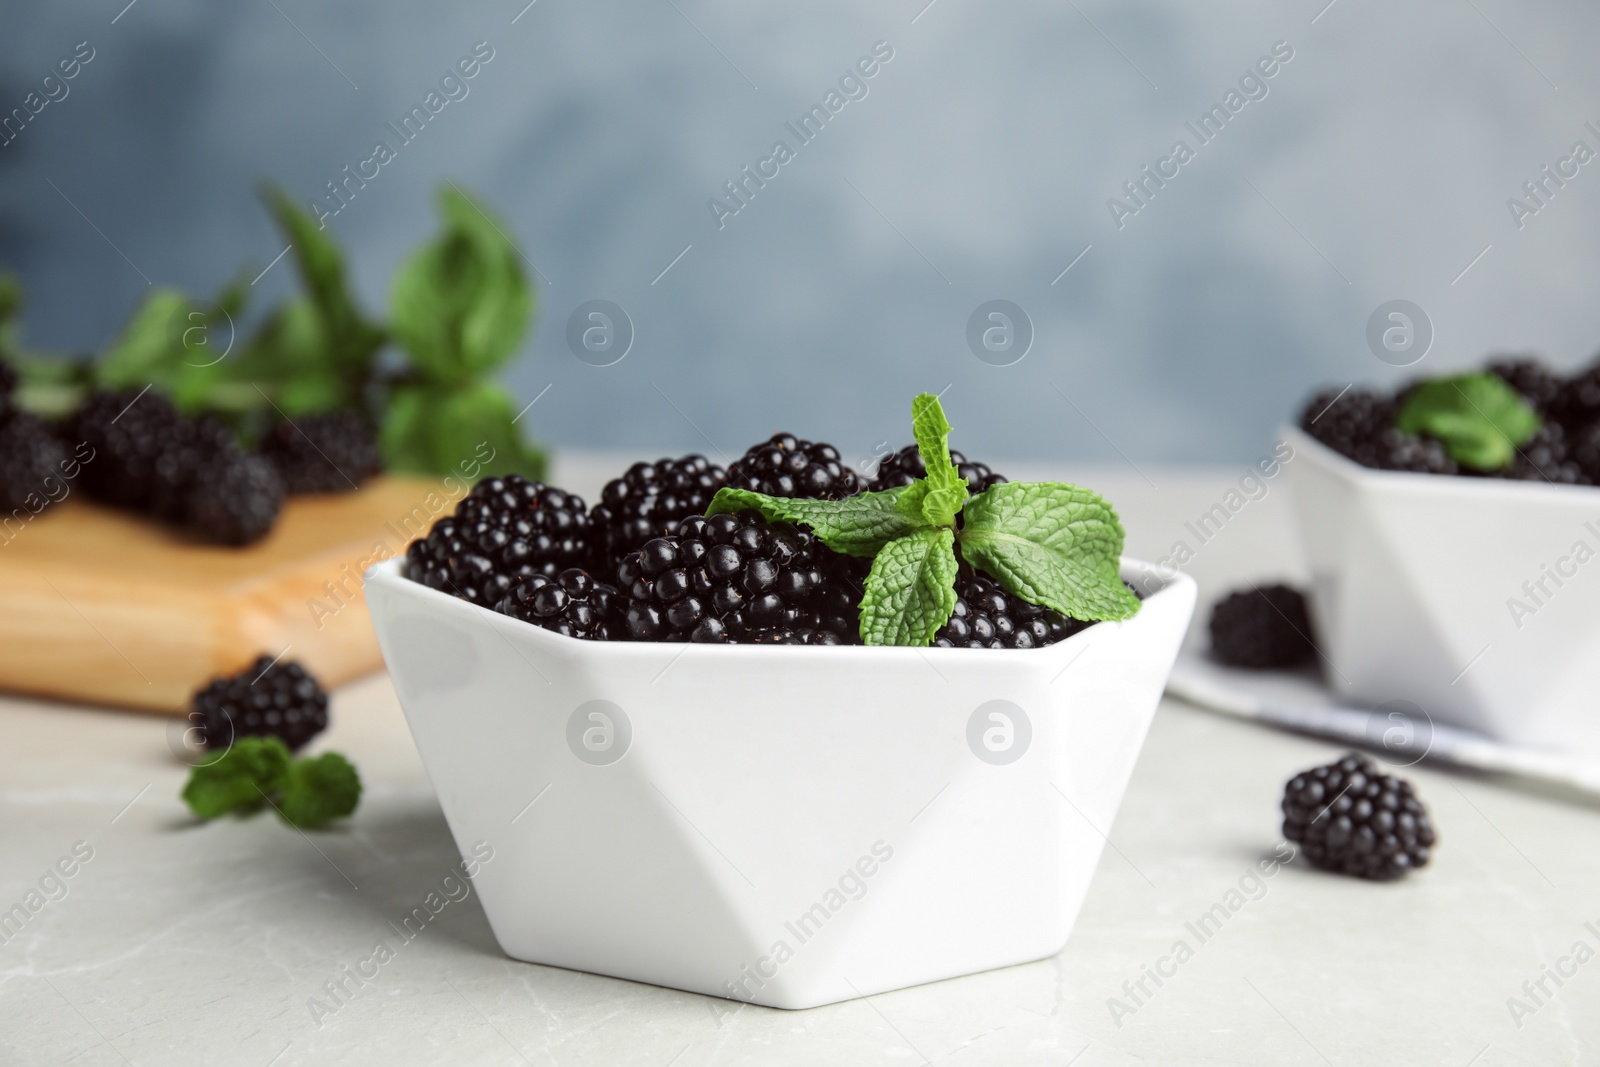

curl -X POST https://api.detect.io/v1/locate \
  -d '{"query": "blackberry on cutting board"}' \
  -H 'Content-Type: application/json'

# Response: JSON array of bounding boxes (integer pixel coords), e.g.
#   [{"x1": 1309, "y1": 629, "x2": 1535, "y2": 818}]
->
[
  {"x1": 933, "y1": 572, "x2": 1088, "y2": 649},
  {"x1": 1281, "y1": 752, "x2": 1436, "y2": 880},
  {"x1": 866, "y1": 443, "x2": 1007, "y2": 495},
  {"x1": 260, "y1": 410, "x2": 383, "y2": 495},
  {"x1": 617, "y1": 512, "x2": 849, "y2": 642},
  {"x1": 588, "y1": 454, "x2": 726, "y2": 575},
  {"x1": 0, "y1": 411, "x2": 70, "y2": 512},
  {"x1": 405, "y1": 476, "x2": 591, "y2": 607},
  {"x1": 725, "y1": 433, "x2": 863, "y2": 500},
  {"x1": 1209, "y1": 584, "x2": 1318, "y2": 669},
  {"x1": 496, "y1": 568, "x2": 625, "y2": 641},
  {"x1": 191, "y1": 655, "x2": 329, "y2": 752},
  {"x1": 67, "y1": 388, "x2": 182, "y2": 509},
  {"x1": 182, "y1": 450, "x2": 286, "y2": 545}
]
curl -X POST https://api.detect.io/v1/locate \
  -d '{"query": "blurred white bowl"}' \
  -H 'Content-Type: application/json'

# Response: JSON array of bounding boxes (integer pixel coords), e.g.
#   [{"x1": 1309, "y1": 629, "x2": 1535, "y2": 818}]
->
[
  {"x1": 364, "y1": 556, "x2": 1194, "y2": 1009},
  {"x1": 1282, "y1": 426, "x2": 1600, "y2": 758}
]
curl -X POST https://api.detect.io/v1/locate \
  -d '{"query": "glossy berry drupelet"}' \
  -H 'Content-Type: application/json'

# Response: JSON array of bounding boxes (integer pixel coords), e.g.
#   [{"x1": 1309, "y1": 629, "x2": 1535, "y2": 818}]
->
[
  {"x1": 496, "y1": 568, "x2": 625, "y2": 641},
  {"x1": 192, "y1": 655, "x2": 329, "y2": 752},
  {"x1": 405, "y1": 476, "x2": 591, "y2": 608},
  {"x1": 1209, "y1": 584, "x2": 1318, "y2": 669},
  {"x1": 588, "y1": 454, "x2": 726, "y2": 576},
  {"x1": 867, "y1": 443, "x2": 1007, "y2": 495},
  {"x1": 0, "y1": 411, "x2": 70, "y2": 512},
  {"x1": 1281, "y1": 752, "x2": 1436, "y2": 880},
  {"x1": 617, "y1": 511, "x2": 848, "y2": 642},
  {"x1": 260, "y1": 410, "x2": 383, "y2": 495},
  {"x1": 933, "y1": 572, "x2": 1087, "y2": 649},
  {"x1": 725, "y1": 433, "x2": 863, "y2": 500}
]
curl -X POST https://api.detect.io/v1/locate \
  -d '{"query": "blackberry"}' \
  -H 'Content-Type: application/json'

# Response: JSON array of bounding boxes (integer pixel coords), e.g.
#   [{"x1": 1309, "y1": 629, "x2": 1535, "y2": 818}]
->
[
  {"x1": 0, "y1": 411, "x2": 69, "y2": 512},
  {"x1": 617, "y1": 511, "x2": 850, "y2": 642},
  {"x1": 0, "y1": 362, "x2": 17, "y2": 412},
  {"x1": 933, "y1": 572, "x2": 1088, "y2": 649},
  {"x1": 181, "y1": 450, "x2": 286, "y2": 545},
  {"x1": 191, "y1": 655, "x2": 328, "y2": 752},
  {"x1": 1550, "y1": 359, "x2": 1600, "y2": 432},
  {"x1": 404, "y1": 476, "x2": 591, "y2": 608},
  {"x1": 588, "y1": 454, "x2": 726, "y2": 575},
  {"x1": 147, "y1": 415, "x2": 241, "y2": 524},
  {"x1": 1372, "y1": 428, "x2": 1457, "y2": 475},
  {"x1": 495, "y1": 568, "x2": 625, "y2": 641},
  {"x1": 726, "y1": 433, "x2": 863, "y2": 500},
  {"x1": 67, "y1": 388, "x2": 182, "y2": 509},
  {"x1": 1571, "y1": 421, "x2": 1600, "y2": 484},
  {"x1": 1209, "y1": 584, "x2": 1318, "y2": 669},
  {"x1": 866, "y1": 443, "x2": 1007, "y2": 495},
  {"x1": 1281, "y1": 752, "x2": 1436, "y2": 880},
  {"x1": 1299, "y1": 388, "x2": 1392, "y2": 468},
  {"x1": 260, "y1": 410, "x2": 382, "y2": 495},
  {"x1": 1503, "y1": 422, "x2": 1588, "y2": 484},
  {"x1": 1487, "y1": 357, "x2": 1563, "y2": 414},
  {"x1": 749, "y1": 626, "x2": 845, "y2": 645}
]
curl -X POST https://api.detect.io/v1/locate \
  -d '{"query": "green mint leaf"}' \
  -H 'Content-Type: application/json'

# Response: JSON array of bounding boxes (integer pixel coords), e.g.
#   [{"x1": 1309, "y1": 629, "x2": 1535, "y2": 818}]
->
[
  {"x1": 959, "y1": 482, "x2": 1139, "y2": 621},
  {"x1": 858, "y1": 527, "x2": 959, "y2": 646},
  {"x1": 181, "y1": 737, "x2": 292, "y2": 821},
  {"x1": 95, "y1": 289, "x2": 230, "y2": 412},
  {"x1": 1395, "y1": 372, "x2": 1541, "y2": 471},
  {"x1": 389, "y1": 185, "x2": 532, "y2": 384},
  {"x1": 276, "y1": 752, "x2": 362, "y2": 829},
  {"x1": 706, "y1": 485, "x2": 921, "y2": 557},
  {"x1": 379, "y1": 381, "x2": 546, "y2": 480},
  {"x1": 261, "y1": 185, "x2": 384, "y2": 370},
  {"x1": 909, "y1": 392, "x2": 968, "y2": 520}
]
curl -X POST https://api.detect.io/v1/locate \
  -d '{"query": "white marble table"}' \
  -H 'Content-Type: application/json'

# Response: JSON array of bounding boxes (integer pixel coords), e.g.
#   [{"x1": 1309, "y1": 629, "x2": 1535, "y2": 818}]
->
[{"x1": 4, "y1": 459, "x2": 1597, "y2": 1066}]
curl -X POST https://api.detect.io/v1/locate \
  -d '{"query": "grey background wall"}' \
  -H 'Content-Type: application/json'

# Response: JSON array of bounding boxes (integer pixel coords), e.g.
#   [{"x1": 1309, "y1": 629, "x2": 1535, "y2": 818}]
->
[{"x1": 2, "y1": 0, "x2": 1597, "y2": 470}]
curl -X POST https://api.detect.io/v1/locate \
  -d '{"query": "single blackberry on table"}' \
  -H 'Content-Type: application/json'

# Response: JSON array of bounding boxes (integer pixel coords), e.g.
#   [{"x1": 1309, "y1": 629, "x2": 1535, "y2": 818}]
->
[
  {"x1": 933, "y1": 572, "x2": 1089, "y2": 649},
  {"x1": 1209, "y1": 583, "x2": 1317, "y2": 669},
  {"x1": 67, "y1": 388, "x2": 183, "y2": 509},
  {"x1": 495, "y1": 568, "x2": 625, "y2": 641},
  {"x1": 0, "y1": 411, "x2": 69, "y2": 511},
  {"x1": 181, "y1": 450, "x2": 286, "y2": 545},
  {"x1": 617, "y1": 511, "x2": 851, "y2": 642},
  {"x1": 260, "y1": 410, "x2": 383, "y2": 495},
  {"x1": 405, "y1": 476, "x2": 591, "y2": 608},
  {"x1": 588, "y1": 454, "x2": 726, "y2": 575},
  {"x1": 725, "y1": 433, "x2": 863, "y2": 500},
  {"x1": 1298, "y1": 388, "x2": 1393, "y2": 468},
  {"x1": 191, "y1": 655, "x2": 328, "y2": 752},
  {"x1": 1281, "y1": 752, "x2": 1436, "y2": 880},
  {"x1": 1487, "y1": 357, "x2": 1564, "y2": 414},
  {"x1": 866, "y1": 443, "x2": 1008, "y2": 495}
]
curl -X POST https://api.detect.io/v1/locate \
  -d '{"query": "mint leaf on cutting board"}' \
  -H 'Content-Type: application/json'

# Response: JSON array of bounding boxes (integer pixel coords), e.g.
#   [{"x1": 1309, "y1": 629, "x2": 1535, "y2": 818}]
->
[
  {"x1": 858, "y1": 527, "x2": 960, "y2": 646},
  {"x1": 959, "y1": 482, "x2": 1140, "y2": 622}
]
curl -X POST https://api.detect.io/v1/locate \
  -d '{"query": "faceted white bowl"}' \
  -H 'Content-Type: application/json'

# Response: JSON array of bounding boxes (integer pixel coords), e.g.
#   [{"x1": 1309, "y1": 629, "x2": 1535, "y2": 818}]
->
[
  {"x1": 363, "y1": 557, "x2": 1194, "y2": 1009},
  {"x1": 1282, "y1": 426, "x2": 1600, "y2": 758}
]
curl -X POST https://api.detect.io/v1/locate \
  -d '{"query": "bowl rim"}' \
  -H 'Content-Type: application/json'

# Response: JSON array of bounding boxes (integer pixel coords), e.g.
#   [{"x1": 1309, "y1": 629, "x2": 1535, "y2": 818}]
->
[
  {"x1": 1279, "y1": 424, "x2": 1600, "y2": 502},
  {"x1": 365, "y1": 555, "x2": 1192, "y2": 663}
]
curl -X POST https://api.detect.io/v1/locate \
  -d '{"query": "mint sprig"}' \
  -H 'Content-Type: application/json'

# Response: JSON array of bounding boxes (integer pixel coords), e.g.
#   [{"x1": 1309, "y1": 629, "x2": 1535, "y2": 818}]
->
[
  {"x1": 1394, "y1": 372, "x2": 1540, "y2": 472},
  {"x1": 181, "y1": 736, "x2": 362, "y2": 829},
  {"x1": 705, "y1": 392, "x2": 1139, "y2": 646}
]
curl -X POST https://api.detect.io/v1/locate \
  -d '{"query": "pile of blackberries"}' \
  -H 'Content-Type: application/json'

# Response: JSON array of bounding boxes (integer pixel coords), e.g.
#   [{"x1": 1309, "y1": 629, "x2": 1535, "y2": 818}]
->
[
  {"x1": 403, "y1": 437, "x2": 1106, "y2": 647},
  {"x1": 1300, "y1": 356, "x2": 1600, "y2": 485}
]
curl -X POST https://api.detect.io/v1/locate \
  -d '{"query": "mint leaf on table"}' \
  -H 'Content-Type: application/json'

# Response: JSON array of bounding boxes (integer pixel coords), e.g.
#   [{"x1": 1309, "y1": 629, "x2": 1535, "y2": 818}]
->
[
  {"x1": 858, "y1": 527, "x2": 959, "y2": 646},
  {"x1": 959, "y1": 482, "x2": 1140, "y2": 622},
  {"x1": 1394, "y1": 372, "x2": 1541, "y2": 471},
  {"x1": 275, "y1": 753, "x2": 362, "y2": 829},
  {"x1": 181, "y1": 737, "x2": 292, "y2": 821},
  {"x1": 706, "y1": 485, "x2": 920, "y2": 557}
]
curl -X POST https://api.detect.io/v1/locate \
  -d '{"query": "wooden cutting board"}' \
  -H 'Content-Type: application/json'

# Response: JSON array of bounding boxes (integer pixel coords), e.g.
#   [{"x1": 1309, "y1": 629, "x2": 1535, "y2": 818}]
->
[{"x1": 0, "y1": 476, "x2": 452, "y2": 714}]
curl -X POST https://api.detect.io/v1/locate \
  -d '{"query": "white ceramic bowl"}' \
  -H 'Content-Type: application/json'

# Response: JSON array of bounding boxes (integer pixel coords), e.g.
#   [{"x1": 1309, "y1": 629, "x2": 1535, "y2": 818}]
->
[
  {"x1": 364, "y1": 556, "x2": 1194, "y2": 1009},
  {"x1": 1282, "y1": 426, "x2": 1600, "y2": 758}
]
